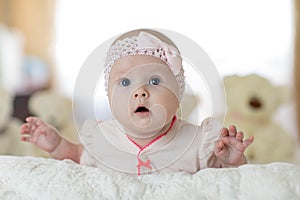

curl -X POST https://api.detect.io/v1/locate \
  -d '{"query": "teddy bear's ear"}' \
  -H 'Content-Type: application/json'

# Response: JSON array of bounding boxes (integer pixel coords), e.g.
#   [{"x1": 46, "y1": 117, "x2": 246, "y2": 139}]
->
[
  {"x1": 0, "y1": 87, "x2": 14, "y2": 117},
  {"x1": 223, "y1": 75, "x2": 240, "y2": 91},
  {"x1": 64, "y1": 97, "x2": 72, "y2": 113},
  {"x1": 276, "y1": 86, "x2": 291, "y2": 104},
  {"x1": 0, "y1": 87, "x2": 13, "y2": 103},
  {"x1": 28, "y1": 92, "x2": 42, "y2": 115}
]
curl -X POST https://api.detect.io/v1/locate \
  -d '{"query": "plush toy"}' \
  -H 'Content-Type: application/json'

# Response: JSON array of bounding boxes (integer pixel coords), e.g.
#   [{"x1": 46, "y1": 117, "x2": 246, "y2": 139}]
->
[
  {"x1": 223, "y1": 74, "x2": 295, "y2": 163},
  {"x1": 0, "y1": 86, "x2": 38, "y2": 156},
  {"x1": 28, "y1": 90, "x2": 79, "y2": 145},
  {"x1": 0, "y1": 86, "x2": 20, "y2": 154}
]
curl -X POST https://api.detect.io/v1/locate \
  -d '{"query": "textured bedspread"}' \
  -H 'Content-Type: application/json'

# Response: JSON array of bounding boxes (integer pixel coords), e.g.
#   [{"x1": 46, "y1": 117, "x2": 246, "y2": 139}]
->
[{"x1": 0, "y1": 156, "x2": 299, "y2": 200}]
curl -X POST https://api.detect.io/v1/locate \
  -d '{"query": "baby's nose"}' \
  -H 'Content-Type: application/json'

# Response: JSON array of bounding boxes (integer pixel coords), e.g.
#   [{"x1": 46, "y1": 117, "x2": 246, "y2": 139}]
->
[{"x1": 133, "y1": 88, "x2": 149, "y2": 99}]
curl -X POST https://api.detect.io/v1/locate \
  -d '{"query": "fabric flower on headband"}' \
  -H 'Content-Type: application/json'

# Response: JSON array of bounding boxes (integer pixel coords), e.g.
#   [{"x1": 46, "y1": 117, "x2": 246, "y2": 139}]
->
[
  {"x1": 137, "y1": 32, "x2": 182, "y2": 76},
  {"x1": 104, "y1": 31, "x2": 185, "y2": 99}
]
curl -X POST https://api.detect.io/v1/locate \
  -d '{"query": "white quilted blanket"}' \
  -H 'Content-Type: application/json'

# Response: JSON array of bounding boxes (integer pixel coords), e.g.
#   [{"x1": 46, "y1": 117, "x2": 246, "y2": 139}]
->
[{"x1": 0, "y1": 156, "x2": 299, "y2": 200}]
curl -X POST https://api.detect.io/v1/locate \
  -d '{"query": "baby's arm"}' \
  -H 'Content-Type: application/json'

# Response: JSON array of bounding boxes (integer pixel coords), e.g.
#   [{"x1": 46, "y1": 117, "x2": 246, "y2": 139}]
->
[
  {"x1": 20, "y1": 117, "x2": 83, "y2": 163},
  {"x1": 214, "y1": 125, "x2": 254, "y2": 167}
]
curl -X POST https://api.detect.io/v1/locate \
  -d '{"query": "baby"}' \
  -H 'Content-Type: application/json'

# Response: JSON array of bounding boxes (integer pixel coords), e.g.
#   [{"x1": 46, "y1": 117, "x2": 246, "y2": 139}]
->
[{"x1": 20, "y1": 29, "x2": 254, "y2": 175}]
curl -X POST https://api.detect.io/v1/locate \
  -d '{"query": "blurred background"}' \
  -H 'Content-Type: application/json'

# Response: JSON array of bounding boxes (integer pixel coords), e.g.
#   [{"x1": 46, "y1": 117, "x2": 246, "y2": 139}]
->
[{"x1": 0, "y1": 0, "x2": 299, "y2": 163}]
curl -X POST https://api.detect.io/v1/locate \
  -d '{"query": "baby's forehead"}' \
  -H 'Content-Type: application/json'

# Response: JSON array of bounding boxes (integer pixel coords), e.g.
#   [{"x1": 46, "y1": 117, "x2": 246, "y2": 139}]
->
[
  {"x1": 114, "y1": 55, "x2": 167, "y2": 66},
  {"x1": 110, "y1": 55, "x2": 169, "y2": 73},
  {"x1": 110, "y1": 64, "x2": 172, "y2": 80}
]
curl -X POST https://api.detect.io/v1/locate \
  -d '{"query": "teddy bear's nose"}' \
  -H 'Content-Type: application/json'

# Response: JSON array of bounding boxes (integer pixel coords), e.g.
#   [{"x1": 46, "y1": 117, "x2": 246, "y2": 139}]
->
[{"x1": 249, "y1": 96, "x2": 262, "y2": 109}]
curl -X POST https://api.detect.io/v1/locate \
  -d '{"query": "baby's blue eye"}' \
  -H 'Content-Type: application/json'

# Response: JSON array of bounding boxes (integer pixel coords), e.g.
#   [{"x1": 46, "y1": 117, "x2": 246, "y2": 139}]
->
[
  {"x1": 120, "y1": 78, "x2": 131, "y2": 86},
  {"x1": 149, "y1": 77, "x2": 160, "y2": 85}
]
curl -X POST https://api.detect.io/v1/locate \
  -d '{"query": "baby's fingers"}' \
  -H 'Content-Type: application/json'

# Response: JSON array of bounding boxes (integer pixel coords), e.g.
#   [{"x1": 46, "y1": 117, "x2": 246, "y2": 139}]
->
[
  {"x1": 21, "y1": 122, "x2": 38, "y2": 133},
  {"x1": 214, "y1": 140, "x2": 225, "y2": 155},
  {"x1": 25, "y1": 116, "x2": 44, "y2": 126},
  {"x1": 229, "y1": 125, "x2": 237, "y2": 137},
  {"x1": 236, "y1": 131, "x2": 244, "y2": 141},
  {"x1": 20, "y1": 123, "x2": 32, "y2": 141},
  {"x1": 220, "y1": 128, "x2": 229, "y2": 137},
  {"x1": 20, "y1": 133, "x2": 31, "y2": 141},
  {"x1": 243, "y1": 136, "x2": 254, "y2": 148},
  {"x1": 20, "y1": 123, "x2": 32, "y2": 133}
]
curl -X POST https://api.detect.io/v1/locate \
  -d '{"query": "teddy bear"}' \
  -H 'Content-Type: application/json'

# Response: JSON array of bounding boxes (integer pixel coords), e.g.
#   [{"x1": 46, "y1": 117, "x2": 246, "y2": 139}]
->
[
  {"x1": 0, "y1": 86, "x2": 21, "y2": 155},
  {"x1": 0, "y1": 86, "x2": 39, "y2": 156},
  {"x1": 223, "y1": 74, "x2": 295, "y2": 164},
  {"x1": 28, "y1": 90, "x2": 79, "y2": 146}
]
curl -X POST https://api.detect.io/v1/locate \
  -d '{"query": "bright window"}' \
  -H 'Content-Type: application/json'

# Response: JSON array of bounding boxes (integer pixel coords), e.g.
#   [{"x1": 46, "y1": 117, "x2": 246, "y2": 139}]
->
[{"x1": 55, "y1": 0, "x2": 294, "y2": 97}]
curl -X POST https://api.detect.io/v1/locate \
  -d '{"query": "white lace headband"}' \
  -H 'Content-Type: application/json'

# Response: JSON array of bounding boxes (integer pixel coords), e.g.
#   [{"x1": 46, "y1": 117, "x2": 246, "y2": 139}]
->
[{"x1": 104, "y1": 31, "x2": 185, "y2": 100}]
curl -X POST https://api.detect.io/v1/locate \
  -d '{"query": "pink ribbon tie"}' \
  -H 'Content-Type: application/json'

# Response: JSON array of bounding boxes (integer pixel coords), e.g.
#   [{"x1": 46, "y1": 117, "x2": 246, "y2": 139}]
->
[{"x1": 137, "y1": 158, "x2": 152, "y2": 169}]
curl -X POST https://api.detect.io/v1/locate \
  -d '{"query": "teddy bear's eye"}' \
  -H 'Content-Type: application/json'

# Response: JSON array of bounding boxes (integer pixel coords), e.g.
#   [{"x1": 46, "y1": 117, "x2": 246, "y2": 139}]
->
[{"x1": 249, "y1": 96, "x2": 262, "y2": 109}]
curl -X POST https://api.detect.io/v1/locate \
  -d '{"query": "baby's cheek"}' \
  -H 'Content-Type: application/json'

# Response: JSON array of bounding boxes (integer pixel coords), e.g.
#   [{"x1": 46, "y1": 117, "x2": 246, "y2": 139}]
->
[
  {"x1": 149, "y1": 104, "x2": 168, "y2": 127},
  {"x1": 148, "y1": 103, "x2": 176, "y2": 131},
  {"x1": 150, "y1": 104, "x2": 167, "y2": 117},
  {"x1": 159, "y1": 90, "x2": 179, "y2": 114},
  {"x1": 110, "y1": 89, "x2": 130, "y2": 117}
]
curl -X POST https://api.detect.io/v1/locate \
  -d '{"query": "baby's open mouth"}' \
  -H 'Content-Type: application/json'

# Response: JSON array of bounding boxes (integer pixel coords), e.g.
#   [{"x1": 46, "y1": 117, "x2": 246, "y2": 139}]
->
[
  {"x1": 135, "y1": 106, "x2": 149, "y2": 113},
  {"x1": 135, "y1": 106, "x2": 150, "y2": 117}
]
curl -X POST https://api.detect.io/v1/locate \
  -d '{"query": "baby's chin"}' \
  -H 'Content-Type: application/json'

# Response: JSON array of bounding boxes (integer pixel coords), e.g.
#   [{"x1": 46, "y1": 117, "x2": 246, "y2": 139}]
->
[
  {"x1": 129, "y1": 117, "x2": 164, "y2": 133},
  {"x1": 114, "y1": 105, "x2": 171, "y2": 136},
  {"x1": 120, "y1": 116, "x2": 168, "y2": 138}
]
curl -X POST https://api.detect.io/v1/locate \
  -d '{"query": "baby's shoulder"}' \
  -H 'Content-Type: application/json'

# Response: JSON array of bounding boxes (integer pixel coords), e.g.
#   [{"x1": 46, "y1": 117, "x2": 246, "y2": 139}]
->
[
  {"x1": 199, "y1": 117, "x2": 222, "y2": 132},
  {"x1": 80, "y1": 119, "x2": 115, "y2": 134},
  {"x1": 178, "y1": 117, "x2": 222, "y2": 134}
]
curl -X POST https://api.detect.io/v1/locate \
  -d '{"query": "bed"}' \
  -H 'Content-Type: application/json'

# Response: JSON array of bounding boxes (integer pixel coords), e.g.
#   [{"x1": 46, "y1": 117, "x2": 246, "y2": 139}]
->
[{"x1": 0, "y1": 156, "x2": 299, "y2": 199}]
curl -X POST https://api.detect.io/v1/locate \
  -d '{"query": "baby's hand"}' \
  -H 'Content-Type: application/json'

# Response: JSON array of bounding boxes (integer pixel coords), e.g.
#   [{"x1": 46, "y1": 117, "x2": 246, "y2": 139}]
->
[
  {"x1": 214, "y1": 125, "x2": 254, "y2": 166},
  {"x1": 20, "y1": 117, "x2": 62, "y2": 153}
]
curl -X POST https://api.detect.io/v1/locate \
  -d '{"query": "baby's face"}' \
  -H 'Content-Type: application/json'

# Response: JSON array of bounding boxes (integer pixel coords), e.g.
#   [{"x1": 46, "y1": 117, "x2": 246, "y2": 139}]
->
[{"x1": 107, "y1": 55, "x2": 180, "y2": 136}]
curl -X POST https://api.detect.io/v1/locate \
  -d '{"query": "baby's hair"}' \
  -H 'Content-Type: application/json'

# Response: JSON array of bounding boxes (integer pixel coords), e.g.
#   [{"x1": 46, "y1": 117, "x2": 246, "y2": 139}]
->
[{"x1": 112, "y1": 29, "x2": 180, "y2": 54}]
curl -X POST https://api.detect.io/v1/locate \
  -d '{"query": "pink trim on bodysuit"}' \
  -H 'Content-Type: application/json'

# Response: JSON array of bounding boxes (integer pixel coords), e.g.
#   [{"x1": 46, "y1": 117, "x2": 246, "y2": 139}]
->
[{"x1": 126, "y1": 116, "x2": 177, "y2": 176}]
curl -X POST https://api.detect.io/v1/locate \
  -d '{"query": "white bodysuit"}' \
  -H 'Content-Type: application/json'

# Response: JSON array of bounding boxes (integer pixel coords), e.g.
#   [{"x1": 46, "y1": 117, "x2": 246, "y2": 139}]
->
[{"x1": 79, "y1": 117, "x2": 229, "y2": 176}]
